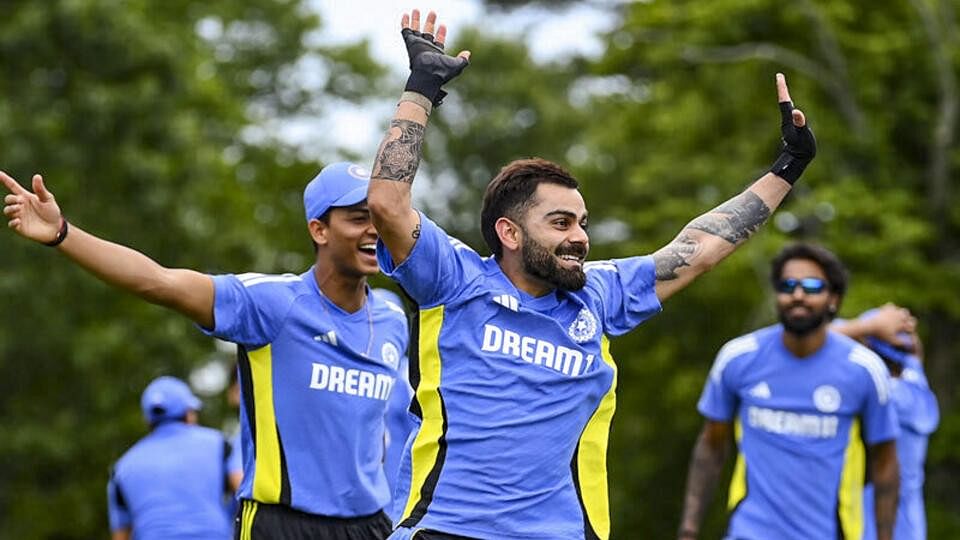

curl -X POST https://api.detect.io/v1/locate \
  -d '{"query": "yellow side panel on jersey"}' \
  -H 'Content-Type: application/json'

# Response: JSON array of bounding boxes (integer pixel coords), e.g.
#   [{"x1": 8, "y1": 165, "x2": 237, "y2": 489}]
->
[
  {"x1": 575, "y1": 336, "x2": 617, "y2": 540},
  {"x1": 727, "y1": 420, "x2": 747, "y2": 510},
  {"x1": 249, "y1": 345, "x2": 282, "y2": 503},
  {"x1": 838, "y1": 419, "x2": 865, "y2": 540},
  {"x1": 401, "y1": 305, "x2": 446, "y2": 521}
]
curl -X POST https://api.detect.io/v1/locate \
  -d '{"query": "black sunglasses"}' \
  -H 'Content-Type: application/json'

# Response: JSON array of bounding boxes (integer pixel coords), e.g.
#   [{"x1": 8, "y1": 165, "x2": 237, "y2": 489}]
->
[{"x1": 776, "y1": 277, "x2": 827, "y2": 295}]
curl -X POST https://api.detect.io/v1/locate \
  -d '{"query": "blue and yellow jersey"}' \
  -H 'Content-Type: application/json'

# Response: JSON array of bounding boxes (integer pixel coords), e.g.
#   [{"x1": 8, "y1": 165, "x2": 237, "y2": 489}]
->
[
  {"x1": 862, "y1": 354, "x2": 939, "y2": 540},
  {"x1": 203, "y1": 268, "x2": 408, "y2": 517},
  {"x1": 698, "y1": 326, "x2": 899, "y2": 540},
  {"x1": 377, "y1": 214, "x2": 661, "y2": 540},
  {"x1": 107, "y1": 423, "x2": 233, "y2": 540}
]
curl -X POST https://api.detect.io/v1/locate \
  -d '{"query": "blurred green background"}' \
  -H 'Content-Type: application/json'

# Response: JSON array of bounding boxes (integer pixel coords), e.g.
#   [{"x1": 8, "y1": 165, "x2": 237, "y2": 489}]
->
[{"x1": 0, "y1": 0, "x2": 957, "y2": 538}]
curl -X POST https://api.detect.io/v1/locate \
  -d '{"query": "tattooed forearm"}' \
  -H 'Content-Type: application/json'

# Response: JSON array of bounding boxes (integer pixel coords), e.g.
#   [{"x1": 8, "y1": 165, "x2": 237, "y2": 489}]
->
[
  {"x1": 654, "y1": 233, "x2": 699, "y2": 281},
  {"x1": 679, "y1": 431, "x2": 728, "y2": 537},
  {"x1": 688, "y1": 191, "x2": 771, "y2": 244},
  {"x1": 372, "y1": 119, "x2": 426, "y2": 184}
]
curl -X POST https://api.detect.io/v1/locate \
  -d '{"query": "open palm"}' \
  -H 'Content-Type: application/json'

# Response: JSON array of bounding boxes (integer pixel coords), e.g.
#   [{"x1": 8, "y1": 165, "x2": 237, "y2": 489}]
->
[{"x1": 1, "y1": 171, "x2": 63, "y2": 244}]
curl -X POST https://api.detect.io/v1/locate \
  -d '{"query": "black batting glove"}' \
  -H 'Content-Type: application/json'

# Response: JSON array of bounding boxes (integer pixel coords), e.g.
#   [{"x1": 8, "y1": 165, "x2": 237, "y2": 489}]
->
[
  {"x1": 769, "y1": 101, "x2": 817, "y2": 184},
  {"x1": 402, "y1": 28, "x2": 469, "y2": 107}
]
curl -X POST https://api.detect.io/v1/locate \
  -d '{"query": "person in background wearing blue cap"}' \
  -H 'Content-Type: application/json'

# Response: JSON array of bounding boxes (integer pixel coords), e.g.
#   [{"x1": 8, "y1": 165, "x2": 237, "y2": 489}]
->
[
  {"x1": 679, "y1": 244, "x2": 908, "y2": 540},
  {"x1": 855, "y1": 308, "x2": 939, "y2": 540},
  {"x1": 1, "y1": 162, "x2": 409, "y2": 539},
  {"x1": 107, "y1": 376, "x2": 239, "y2": 540}
]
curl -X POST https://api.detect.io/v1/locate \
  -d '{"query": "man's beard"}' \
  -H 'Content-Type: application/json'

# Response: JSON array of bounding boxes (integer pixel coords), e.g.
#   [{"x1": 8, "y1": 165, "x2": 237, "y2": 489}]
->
[
  {"x1": 778, "y1": 303, "x2": 830, "y2": 336},
  {"x1": 521, "y1": 233, "x2": 587, "y2": 291}
]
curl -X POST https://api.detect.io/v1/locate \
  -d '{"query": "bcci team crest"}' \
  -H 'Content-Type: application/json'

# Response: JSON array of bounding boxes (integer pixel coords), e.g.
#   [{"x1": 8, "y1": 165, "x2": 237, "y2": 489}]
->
[
  {"x1": 813, "y1": 385, "x2": 841, "y2": 413},
  {"x1": 568, "y1": 308, "x2": 598, "y2": 343},
  {"x1": 381, "y1": 342, "x2": 400, "y2": 370},
  {"x1": 348, "y1": 164, "x2": 370, "y2": 179}
]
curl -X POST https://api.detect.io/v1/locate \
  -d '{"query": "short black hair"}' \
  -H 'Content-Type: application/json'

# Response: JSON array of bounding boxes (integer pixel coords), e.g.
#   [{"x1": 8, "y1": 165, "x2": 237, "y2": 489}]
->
[
  {"x1": 770, "y1": 243, "x2": 849, "y2": 298},
  {"x1": 480, "y1": 158, "x2": 579, "y2": 259}
]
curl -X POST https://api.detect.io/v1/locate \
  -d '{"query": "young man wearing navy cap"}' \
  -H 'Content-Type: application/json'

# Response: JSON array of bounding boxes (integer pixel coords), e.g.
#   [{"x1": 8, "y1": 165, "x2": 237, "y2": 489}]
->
[
  {"x1": 678, "y1": 244, "x2": 904, "y2": 540},
  {"x1": 2, "y1": 163, "x2": 408, "y2": 539},
  {"x1": 108, "y1": 376, "x2": 237, "y2": 540},
  {"x1": 367, "y1": 9, "x2": 819, "y2": 540}
]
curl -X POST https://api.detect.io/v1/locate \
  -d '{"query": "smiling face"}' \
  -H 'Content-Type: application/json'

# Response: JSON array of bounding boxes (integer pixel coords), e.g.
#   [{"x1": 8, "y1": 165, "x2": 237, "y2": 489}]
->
[
  {"x1": 312, "y1": 202, "x2": 379, "y2": 278},
  {"x1": 775, "y1": 258, "x2": 838, "y2": 336},
  {"x1": 516, "y1": 183, "x2": 590, "y2": 291}
]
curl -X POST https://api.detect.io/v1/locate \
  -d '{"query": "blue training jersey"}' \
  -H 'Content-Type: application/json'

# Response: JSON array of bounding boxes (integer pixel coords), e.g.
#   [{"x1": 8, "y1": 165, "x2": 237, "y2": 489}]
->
[
  {"x1": 377, "y1": 213, "x2": 661, "y2": 540},
  {"x1": 203, "y1": 268, "x2": 408, "y2": 517},
  {"x1": 107, "y1": 422, "x2": 232, "y2": 540},
  {"x1": 698, "y1": 326, "x2": 900, "y2": 540},
  {"x1": 371, "y1": 288, "x2": 417, "y2": 514},
  {"x1": 223, "y1": 430, "x2": 243, "y2": 521},
  {"x1": 862, "y1": 354, "x2": 939, "y2": 540}
]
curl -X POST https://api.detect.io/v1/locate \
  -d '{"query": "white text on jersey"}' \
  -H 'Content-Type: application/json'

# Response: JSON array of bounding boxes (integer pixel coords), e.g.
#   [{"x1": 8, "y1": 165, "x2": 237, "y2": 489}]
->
[
  {"x1": 309, "y1": 363, "x2": 394, "y2": 400},
  {"x1": 747, "y1": 406, "x2": 839, "y2": 438},
  {"x1": 480, "y1": 324, "x2": 595, "y2": 377}
]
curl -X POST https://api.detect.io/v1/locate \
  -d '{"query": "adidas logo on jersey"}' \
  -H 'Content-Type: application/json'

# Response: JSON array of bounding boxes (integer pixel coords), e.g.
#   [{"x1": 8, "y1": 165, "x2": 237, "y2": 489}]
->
[
  {"x1": 492, "y1": 294, "x2": 519, "y2": 312},
  {"x1": 749, "y1": 381, "x2": 771, "y2": 399},
  {"x1": 314, "y1": 331, "x2": 338, "y2": 346}
]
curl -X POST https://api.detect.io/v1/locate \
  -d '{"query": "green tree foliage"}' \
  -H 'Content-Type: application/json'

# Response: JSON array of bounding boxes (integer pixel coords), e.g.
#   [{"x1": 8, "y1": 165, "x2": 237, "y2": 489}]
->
[
  {"x1": 0, "y1": 1, "x2": 384, "y2": 536},
  {"x1": 440, "y1": 0, "x2": 959, "y2": 537}
]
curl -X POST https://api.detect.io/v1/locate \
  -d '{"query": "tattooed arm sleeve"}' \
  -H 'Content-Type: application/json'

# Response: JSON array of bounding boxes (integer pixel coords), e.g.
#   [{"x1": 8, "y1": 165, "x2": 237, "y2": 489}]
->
[
  {"x1": 368, "y1": 101, "x2": 430, "y2": 264},
  {"x1": 653, "y1": 172, "x2": 791, "y2": 302},
  {"x1": 677, "y1": 421, "x2": 732, "y2": 540}
]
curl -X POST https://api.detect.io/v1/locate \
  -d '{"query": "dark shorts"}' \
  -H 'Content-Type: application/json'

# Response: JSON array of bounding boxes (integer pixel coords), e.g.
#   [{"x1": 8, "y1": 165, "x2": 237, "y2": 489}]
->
[
  {"x1": 235, "y1": 499, "x2": 392, "y2": 540},
  {"x1": 389, "y1": 527, "x2": 479, "y2": 540}
]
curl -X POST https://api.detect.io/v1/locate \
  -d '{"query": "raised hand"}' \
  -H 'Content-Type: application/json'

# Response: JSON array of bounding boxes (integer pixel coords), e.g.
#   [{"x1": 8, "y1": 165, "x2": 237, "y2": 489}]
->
[
  {"x1": 1, "y1": 171, "x2": 64, "y2": 244},
  {"x1": 863, "y1": 303, "x2": 918, "y2": 349},
  {"x1": 770, "y1": 73, "x2": 816, "y2": 184},
  {"x1": 400, "y1": 9, "x2": 471, "y2": 106}
]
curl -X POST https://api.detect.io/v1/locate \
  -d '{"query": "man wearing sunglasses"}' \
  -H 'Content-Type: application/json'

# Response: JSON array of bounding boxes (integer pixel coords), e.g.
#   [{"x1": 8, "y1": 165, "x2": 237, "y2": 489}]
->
[{"x1": 678, "y1": 243, "x2": 902, "y2": 540}]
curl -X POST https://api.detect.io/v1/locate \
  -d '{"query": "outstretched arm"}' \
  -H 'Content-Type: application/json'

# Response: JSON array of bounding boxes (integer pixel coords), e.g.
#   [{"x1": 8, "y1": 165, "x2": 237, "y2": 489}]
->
[
  {"x1": 678, "y1": 420, "x2": 733, "y2": 539},
  {"x1": 368, "y1": 9, "x2": 470, "y2": 264},
  {"x1": 2, "y1": 171, "x2": 215, "y2": 328},
  {"x1": 653, "y1": 73, "x2": 816, "y2": 302}
]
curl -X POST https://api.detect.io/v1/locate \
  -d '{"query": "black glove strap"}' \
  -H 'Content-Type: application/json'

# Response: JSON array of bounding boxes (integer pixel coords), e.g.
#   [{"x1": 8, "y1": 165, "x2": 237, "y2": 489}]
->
[
  {"x1": 769, "y1": 152, "x2": 809, "y2": 185},
  {"x1": 404, "y1": 70, "x2": 446, "y2": 106}
]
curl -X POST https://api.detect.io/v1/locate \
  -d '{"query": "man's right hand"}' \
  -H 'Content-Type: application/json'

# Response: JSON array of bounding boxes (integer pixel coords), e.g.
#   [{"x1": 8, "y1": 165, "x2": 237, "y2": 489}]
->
[
  {"x1": 2, "y1": 171, "x2": 64, "y2": 245},
  {"x1": 401, "y1": 9, "x2": 470, "y2": 106}
]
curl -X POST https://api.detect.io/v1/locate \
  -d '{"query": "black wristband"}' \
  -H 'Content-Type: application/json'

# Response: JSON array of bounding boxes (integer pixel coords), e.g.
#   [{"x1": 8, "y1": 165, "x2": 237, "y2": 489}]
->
[
  {"x1": 769, "y1": 152, "x2": 810, "y2": 185},
  {"x1": 44, "y1": 217, "x2": 69, "y2": 247},
  {"x1": 404, "y1": 70, "x2": 447, "y2": 106}
]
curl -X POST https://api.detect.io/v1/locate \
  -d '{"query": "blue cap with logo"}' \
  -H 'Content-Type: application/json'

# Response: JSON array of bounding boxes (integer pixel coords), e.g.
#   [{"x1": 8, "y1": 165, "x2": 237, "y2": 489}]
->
[
  {"x1": 303, "y1": 162, "x2": 371, "y2": 222},
  {"x1": 140, "y1": 376, "x2": 202, "y2": 424},
  {"x1": 859, "y1": 308, "x2": 916, "y2": 366}
]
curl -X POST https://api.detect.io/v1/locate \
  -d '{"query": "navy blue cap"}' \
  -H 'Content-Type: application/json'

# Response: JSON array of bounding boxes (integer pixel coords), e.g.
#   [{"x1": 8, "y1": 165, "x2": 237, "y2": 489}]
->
[
  {"x1": 140, "y1": 376, "x2": 202, "y2": 424},
  {"x1": 303, "y1": 162, "x2": 371, "y2": 222}
]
